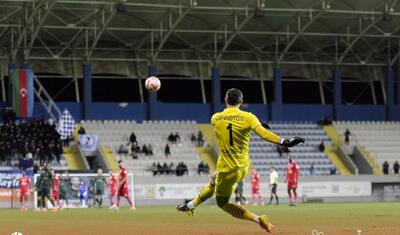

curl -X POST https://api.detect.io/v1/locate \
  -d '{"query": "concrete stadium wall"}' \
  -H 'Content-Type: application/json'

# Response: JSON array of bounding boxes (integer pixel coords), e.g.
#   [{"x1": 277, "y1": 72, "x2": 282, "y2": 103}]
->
[{"x1": 2, "y1": 102, "x2": 400, "y2": 122}]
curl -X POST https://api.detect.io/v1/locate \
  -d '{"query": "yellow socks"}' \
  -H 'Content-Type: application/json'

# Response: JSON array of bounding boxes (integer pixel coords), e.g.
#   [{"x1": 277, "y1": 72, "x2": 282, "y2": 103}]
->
[{"x1": 191, "y1": 183, "x2": 215, "y2": 208}]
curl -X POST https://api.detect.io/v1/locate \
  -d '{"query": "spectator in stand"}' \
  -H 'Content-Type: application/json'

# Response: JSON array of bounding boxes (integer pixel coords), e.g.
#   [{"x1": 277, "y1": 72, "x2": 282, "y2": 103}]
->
[
  {"x1": 276, "y1": 145, "x2": 283, "y2": 157},
  {"x1": 147, "y1": 145, "x2": 154, "y2": 156},
  {"x1": 176, "y1": 163, "x2": 181, "y2": 176},
  {"x1": 168, "y1": 133, "x2": 175, "y2": 144},
  {"x1": 198, "y1": 161, "x2": 205, "y2": 175},
  {"x1": 129, "y1": 131, "x2": 137, "y2": 145},
  {"x1": 176, "y1": 162, "x2": 189, "y2": 176},
  {"x1": 319, "y1": 141, "x2": 325, "y2": 152},
  {"x1": 151, "y1": 163, "x2": 157, "y2": 176},
  {"x1": 169, "y1": 162, "x2": 175, "y2": 175},
  {"x1": 157, "y1": 162, "x2": 162, "y2": 175},
  {"x1": 394, "y1": 161, "x2": 399, "y2": 175},
  {"x1": 55, "y1": 142, "x2": 63, "y2": 164},
  {"x1": 309, "y1": 163, "x2": 315, "y2": 176},
  {"x1": 117, "y1": 144, "x2": 129, "y2": 155},
  {"x1": 163, "y1": 163, "x2": 169, "y2": 175},
  {"x1": 197, "y1": 131, "x2": 204, "y2": 147},
  {"x1": 176, "y1": 163, "x2": 182, "y2": 176},
  {"x1": 329, "y1": 166, "x2": 337, "y2": 175},
  {"x1": 131, "y1": 143, "x2": 140, "y2": 154},
  {"x1": 77, "y1": 126, "x2": 86, "y2": 135},
  {"x1": 164, "y1": 144, "x2": 171, "y2": 157},
  {"x1": 344, "y1": 129, "x2": 351, "y2": 145},
  {"x1": 39, "y1": 145, "x2": 46, "y2": 165},
  {"x1": 383, "y1": 161, "x2": 389, "y2": 175},
  {"x1": 190, "y1": 134, "x2": 197, "y2": 145},
  {"x1": 0, "y1": 118, "x2": 63, "y2": 167},
  {"x1": 142, "y1": 144, "x2": 149, "y2": 155}
]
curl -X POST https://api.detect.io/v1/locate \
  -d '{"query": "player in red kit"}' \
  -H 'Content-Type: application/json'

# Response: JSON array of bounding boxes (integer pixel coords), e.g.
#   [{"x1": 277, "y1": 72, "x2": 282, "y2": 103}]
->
[
  {"x1": 108, "y1": 172, "x2": 118, "y2": 208},
  {"x1": 113, "y1": 160, "x2": 135, "y2": 211},
  {"x1": 52, "y1": 171, "x2": 61, "y2": 209},
  {"x1": 250, "y1": 169, "x2": 264, "y2": 206},
  {"x1": 285, "y1": 157, "x2": 299, "y2": 206},
  {"x1": 18, "y1": 171, "x2": 30, "y2": 211}
]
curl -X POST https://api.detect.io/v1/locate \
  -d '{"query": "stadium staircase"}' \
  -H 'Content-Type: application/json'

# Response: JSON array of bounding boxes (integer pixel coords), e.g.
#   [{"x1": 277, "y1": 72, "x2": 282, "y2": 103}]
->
[
  {"x1": 196, "y1": 124, "x2": 217, "y2": 172},
  {"x1": 101, "y1": 146, "x2": 119, "y2": 172},
  {"x1": 250, "y1": 122, "x2": 336, "y2": 177},
  {"x1": 63, "y1": 147, "x2": 86, "y2": 170},
  {"x1": 322, "y1": 125, "x2": 352, "y2": 175},
  {"x1": 81, "y1": 120, "x2": 202, "y2": 176},
  {"x1": 333, "y1": 121, "x2": 400, "y2": 174},
  {"x1": 66, "y1": 124, "x2": 90, "y2": 171}
]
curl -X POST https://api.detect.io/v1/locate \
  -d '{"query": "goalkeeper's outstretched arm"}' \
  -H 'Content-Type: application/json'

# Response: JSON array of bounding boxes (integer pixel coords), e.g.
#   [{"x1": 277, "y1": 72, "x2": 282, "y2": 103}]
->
[
  {"x1": 254, "y1": 126, "x2": 282, "y2": 144},
  {"x1": 254, "y1": 124, "x2": 306, "y2": 147}
]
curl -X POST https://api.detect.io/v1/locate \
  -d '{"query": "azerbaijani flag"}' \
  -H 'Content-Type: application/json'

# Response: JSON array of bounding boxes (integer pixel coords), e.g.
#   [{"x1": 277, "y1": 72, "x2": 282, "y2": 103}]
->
[{"x1": 11, "y1": 69, "x2": 34, "y2": 117}]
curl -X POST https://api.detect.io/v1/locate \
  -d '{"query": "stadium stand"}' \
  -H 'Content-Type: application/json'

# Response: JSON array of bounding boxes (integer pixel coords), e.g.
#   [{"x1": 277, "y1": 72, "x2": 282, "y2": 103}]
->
[
  {"x1": 81, "y1": 120, "x2": 202, "y2": 176},
  {"x1": 2, "y1": 119, "x2": 391, "y2": 178},
  {"x1": 334, "y1": 121, "x2": 400, "y2": 174},
  {"x1": 0, "y1": 119, "x2": 68, "y2": 170},
  {"x1": 82, "y1": 120, "x2": 336, "y2": 177},
  {"x1": 251, "y1": 122, "x2": 335, "y2": 176}
]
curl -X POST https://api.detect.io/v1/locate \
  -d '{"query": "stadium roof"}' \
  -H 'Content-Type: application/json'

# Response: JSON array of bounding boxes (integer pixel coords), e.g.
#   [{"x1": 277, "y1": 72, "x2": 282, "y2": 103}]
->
[{"x1": 1, "y1": 0, "x2": 400, "y2": 68}]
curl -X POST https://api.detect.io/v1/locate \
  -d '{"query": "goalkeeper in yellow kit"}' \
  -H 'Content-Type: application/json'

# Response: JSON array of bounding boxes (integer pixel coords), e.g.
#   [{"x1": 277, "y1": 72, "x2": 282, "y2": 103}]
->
[{"x1": 177, "y1": 88, "x2": 305, "y2": 233}]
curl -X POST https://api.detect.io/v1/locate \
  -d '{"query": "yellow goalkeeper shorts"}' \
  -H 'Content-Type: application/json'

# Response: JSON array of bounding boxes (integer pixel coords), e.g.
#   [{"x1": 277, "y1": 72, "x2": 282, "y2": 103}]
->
[{"x1": 215, "y1": 166, "x2": 249, "y2": 197}]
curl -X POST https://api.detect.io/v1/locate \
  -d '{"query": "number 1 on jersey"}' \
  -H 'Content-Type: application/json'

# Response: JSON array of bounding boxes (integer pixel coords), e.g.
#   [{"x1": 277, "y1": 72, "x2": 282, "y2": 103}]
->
[{"x1": 227, "y1": 123, "x2": 233, "y2": 146}]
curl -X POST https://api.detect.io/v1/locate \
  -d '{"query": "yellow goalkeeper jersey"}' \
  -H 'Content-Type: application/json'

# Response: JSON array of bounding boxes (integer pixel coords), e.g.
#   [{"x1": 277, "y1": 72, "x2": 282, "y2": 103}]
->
[{"x1": 211, "y1": 107, "x2": 281, "y2": 172}]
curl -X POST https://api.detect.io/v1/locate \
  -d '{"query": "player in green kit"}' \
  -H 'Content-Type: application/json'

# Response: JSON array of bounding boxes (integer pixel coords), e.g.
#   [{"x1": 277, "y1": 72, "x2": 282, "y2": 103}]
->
[
  {"x1": 93, "y1": 168, "x2": 107, "y2": 208},
  {"x1": 59, "y1": 172, "x2": 71, "y2": 209},
  {"x1": 34, "y1": 164, "x2": 56, "y2": 211}
]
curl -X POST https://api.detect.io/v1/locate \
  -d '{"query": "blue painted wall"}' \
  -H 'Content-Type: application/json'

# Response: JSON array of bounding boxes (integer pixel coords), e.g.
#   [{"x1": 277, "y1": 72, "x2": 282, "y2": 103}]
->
[
  {"x1": 241, "y1": 104, "x2": 269, "y2": 121},
  {"x1": 2, "y1": 102, "x2": 400, "y2": 123},
  {"x1": 341, "y1": 105, "x2": 386, "y2": 121},
  {"x1": 282, "y1": 104, "x2": 332, "y2": 121},
  {"x1": 157, "y1": 103, "x2": 212, "y2": 123}
]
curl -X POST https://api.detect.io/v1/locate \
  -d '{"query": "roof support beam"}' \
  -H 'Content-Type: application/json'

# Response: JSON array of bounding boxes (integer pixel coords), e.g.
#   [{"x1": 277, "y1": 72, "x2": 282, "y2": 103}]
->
[
  {"x1": 25, "y1": 0, "x2": 57, "y2": 60},
  {"x1": 238, "y1": 34, "x2": 264, "y2": 54},
  {"x1": 11, "y1": 2, "x2": 45, "y2": 61},
  {"x1": 216, "y1": 13, "x2": 254, "y2": 62},
  {"x1": 0, "y1": 6, "x2": 22, "y2": 23},
  {"x1": 174, "y1": 33, "x2": 210, "y2": 59},
  {"x1": 337, "y1": 17, "x2": 381, "y2": 65},
  {"x1": 21, "y1": 55, "x2": 387, "y2": 67},
  {"x1": 385, "y1": 23, "x2": 400, "y2": 66},
  {"x1": 278, "y1": 5, "x2": 326, "y2": 63},
  {"x1": 390, "y1": 40, "x2": 400, "y2": 67},
  {"x1": 87, "y1": 9, "x2": 116, "y2": 61},
  {"x1": 153, "y1": 6, "x2": 193, "y2": 60},
  {"x1": 2, "y1": 23, "x2": 400, "y2": 39}
]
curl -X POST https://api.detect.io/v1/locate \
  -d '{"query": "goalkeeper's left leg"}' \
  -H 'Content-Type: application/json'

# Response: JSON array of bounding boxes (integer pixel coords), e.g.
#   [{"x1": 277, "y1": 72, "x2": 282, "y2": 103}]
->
[
  {"x1": 185, "y1": 172, "x2": 217, "y2": 209},
  {"x1": 177, "y1": 173, "x2": 216, "y2": 215},
  {"x1": 214, "y1": 168, "x2": 274, "y2": 233},
  {"x1": 216, "y1": 196, "x2": 274, "y2": 233}
]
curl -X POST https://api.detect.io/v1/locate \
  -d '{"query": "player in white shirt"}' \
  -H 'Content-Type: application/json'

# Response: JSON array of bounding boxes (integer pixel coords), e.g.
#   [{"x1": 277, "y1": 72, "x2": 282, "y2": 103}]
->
[{"x1": 267, "y1": 167, "x2": 279, "y2": 205}]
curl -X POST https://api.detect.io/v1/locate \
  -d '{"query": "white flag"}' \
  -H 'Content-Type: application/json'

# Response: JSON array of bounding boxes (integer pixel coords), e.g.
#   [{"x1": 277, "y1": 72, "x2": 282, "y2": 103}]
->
[{"x1": 57, "y1": 109, "x2": 76, "y2": 140}]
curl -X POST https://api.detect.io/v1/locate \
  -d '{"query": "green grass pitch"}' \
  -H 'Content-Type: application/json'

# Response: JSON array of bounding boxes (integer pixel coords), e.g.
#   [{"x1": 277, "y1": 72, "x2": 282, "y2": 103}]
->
[{"x1": 0, "y1": 202, "x2": 399, "y2": 235}]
